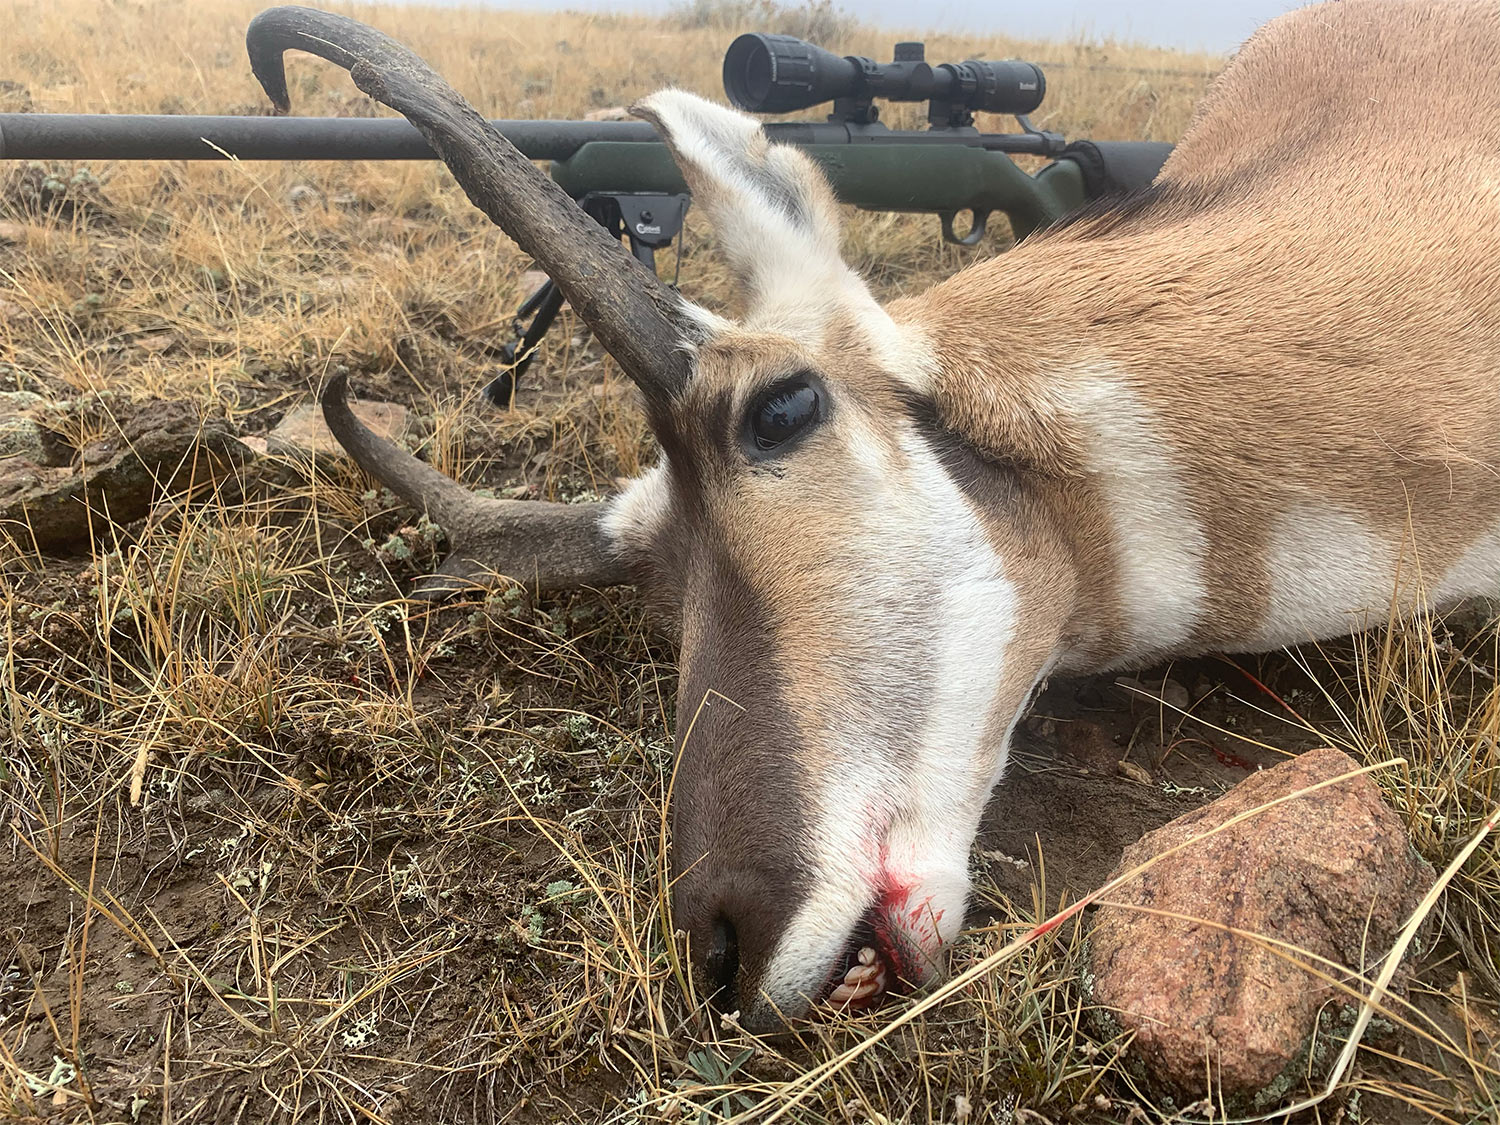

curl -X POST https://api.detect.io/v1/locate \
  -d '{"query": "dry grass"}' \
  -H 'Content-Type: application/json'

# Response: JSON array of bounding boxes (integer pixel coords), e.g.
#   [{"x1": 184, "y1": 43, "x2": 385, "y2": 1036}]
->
[{"x1": 1, "y1": 1, "x2": 1497, "y2": 1122}]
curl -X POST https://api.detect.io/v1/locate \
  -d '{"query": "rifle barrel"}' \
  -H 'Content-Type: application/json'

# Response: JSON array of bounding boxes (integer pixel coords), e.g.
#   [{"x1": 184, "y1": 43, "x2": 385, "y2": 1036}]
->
[
  {"x1": 0, "y1": 113, "x2": 1062, "y2": 162},
  {"x1": 0, "y1": 114, "x2": 658, "y2": 162}
]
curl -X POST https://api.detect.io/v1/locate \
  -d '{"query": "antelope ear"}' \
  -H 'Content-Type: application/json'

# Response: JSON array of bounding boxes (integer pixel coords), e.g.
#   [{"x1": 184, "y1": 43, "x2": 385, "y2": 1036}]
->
[{"x1": 632, "y1": 89, "x2": 854, "y2": 323}]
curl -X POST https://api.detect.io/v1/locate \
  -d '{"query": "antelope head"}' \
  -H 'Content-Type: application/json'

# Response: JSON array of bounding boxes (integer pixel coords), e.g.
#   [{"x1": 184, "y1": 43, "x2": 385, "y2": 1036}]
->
[{"x1": 249, "y1": 7, "x2": 1077, "y2": 1029}]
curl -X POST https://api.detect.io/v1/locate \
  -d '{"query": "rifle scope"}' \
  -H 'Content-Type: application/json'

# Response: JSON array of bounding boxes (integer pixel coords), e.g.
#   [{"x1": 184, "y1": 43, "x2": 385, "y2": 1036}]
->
[{"x1": 723, "y1": 33, "x2": 1045, "y2": 120}]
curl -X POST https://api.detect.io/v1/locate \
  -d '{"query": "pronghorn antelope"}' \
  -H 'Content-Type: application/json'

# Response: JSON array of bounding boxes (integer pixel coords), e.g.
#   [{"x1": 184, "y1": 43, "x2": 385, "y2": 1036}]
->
[{"x1": 248, "y1": 0, "x2": 1500, "y2": 1030}]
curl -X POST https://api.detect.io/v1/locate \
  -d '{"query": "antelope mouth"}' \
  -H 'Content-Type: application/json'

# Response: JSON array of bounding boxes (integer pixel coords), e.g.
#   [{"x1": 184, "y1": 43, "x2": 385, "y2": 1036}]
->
[{"x1": 818, "y1": 911, "x2": 911, "y2": 1013}]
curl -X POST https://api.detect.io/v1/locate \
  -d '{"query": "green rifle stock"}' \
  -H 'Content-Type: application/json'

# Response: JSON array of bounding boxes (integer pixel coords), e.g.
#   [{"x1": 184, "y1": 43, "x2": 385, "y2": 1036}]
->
[{"x1": 549, "y1": 138, "x2": 1088, "y2": 243}]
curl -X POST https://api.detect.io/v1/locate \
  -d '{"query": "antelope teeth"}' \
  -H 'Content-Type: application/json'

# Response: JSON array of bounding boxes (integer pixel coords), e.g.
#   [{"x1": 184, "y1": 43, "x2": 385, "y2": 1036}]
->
[{"x1": 826, "y1": 946, "x2": 889, "y2": 1010}]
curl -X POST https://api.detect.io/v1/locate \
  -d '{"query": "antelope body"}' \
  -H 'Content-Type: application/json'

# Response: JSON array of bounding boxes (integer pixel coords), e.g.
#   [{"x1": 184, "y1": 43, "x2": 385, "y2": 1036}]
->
[{"x1": 250, "y1": 0, "x2": 1500, "y2": 1030}]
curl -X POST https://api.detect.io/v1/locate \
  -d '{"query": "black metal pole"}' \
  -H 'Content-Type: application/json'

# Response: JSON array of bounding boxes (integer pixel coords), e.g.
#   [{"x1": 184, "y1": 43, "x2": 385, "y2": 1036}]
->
[
  {"x1": 0, "y1": 112, "x2": 1065, "y2": 162},
  {"x1": 0, "y1": 114, "x2": 658, "y2": 162}
]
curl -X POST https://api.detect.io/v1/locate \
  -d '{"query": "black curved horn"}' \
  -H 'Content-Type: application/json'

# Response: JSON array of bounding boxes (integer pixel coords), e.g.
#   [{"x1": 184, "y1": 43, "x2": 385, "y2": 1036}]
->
[{"x1": 247, "y1": 6, "x2": 691, "y2": 410}]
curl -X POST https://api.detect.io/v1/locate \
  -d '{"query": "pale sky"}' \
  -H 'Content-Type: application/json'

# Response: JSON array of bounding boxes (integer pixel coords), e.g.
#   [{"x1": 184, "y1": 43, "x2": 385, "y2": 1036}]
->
[
  {"x1": 878, "y1": 0, "x2": 1306, "y2": 52},
  {"x1": 427, "y1": 0, "x2": 1310, "y2": 52}
]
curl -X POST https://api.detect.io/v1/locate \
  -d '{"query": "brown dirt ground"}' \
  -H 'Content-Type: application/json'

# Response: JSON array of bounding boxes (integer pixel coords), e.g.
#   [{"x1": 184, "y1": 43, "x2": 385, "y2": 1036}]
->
[{"x1": 3, "y1": 507, "x2": 1488, "y2": 1124}]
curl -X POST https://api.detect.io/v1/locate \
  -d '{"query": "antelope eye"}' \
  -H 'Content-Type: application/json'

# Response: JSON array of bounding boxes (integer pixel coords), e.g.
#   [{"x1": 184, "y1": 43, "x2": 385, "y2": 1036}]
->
[{"x1": 745, "y1": 377, "x2": 824, "y2": 455}]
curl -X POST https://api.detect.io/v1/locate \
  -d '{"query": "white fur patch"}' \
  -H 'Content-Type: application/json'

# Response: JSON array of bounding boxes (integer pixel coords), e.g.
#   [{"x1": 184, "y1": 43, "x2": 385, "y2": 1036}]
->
[
  {"x1": 1068, "y1": 368, "x2": 1210, "y2": 663},
  {"x1": 678, "y1": 299, "x2": 735, "y2": 339},
  {"x1": 633, "y1": 89, "x2": 940, "y2": 393},
  {"x1": 634, "y1": 88, "x2": 938, "y2": 393},
  {"x1": 753, "y1": 416, "x2": 1017, "y2": 1018},
  {"x1": 1252, "y1": 503, "x2": 1397, "y2": 648},
  {"x1": 602, "y1": 461, "x2": 672, "y2": 558},
  {"x1": 1434, "y1": 520, "x2": 1500, "y2": 605},
  {"x1": 857, "y1": 300, "x2": 941, "y2": 395},
  {"x1": 886, "y1": 426, "x2": 1018, "y2": 905}
]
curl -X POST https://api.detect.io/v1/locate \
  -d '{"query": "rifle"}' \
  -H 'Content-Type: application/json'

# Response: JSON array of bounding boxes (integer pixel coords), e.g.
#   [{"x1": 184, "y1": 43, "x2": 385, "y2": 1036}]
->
[{"x1": 0, "y1": 32, "x2": 1172, "y2": 405}]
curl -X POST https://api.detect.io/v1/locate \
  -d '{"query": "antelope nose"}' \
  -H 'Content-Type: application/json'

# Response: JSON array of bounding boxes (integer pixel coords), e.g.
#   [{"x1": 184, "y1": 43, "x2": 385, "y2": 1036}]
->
[{"x1": 704, "y1": 916, "x2": 741, "y2": 1007}]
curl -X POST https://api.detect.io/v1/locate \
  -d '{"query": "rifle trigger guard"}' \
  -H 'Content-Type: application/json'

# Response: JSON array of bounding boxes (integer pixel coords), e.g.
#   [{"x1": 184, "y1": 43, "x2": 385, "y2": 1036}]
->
[{"x1": 940, "y1": 208, "x2": 990, "y2": 247}]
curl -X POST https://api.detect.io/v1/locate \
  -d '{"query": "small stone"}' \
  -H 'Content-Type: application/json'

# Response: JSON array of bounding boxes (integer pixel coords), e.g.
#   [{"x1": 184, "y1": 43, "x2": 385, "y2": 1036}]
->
[
  {"x1": 0, "y1": 415, "x2": 43, "y2": 461},
  {"x1": 0, "y1": 220, "x2": 27, "y2": 244},
  {"x1": 15, "y1": 940, "x2": 42, "y2": 976},
  {"x1": 265, "y1": 400, "x2": 408, "y2": 462},
  {"x1": 0, "y1": 390, "x2": 44, "y2": 412},
  {"x1": 1115, "y1": 674, "x2": 1191, "y2": 712},
  {"x1": 313, "y1": 274, "x2": 368, "y2": 297},
  {"x1": 1088, "y1": 747, "x2": 1434, "y2": 1108},
  {"x1": 588, "y1": 381, "x2": 637, "y2": 406},
  {"x1": 286, "y1": 184, "x2": 322, "y2": 210},
  {"x1": 1023, "y1": 714, "x2": 1057, "y2": 740},
  {"x1": 1116, "y1": 760, "x2": 1153, "y2": 785},
  {"x1": 1054, "y1": 718, "x2": 1119, "y2": 774}
]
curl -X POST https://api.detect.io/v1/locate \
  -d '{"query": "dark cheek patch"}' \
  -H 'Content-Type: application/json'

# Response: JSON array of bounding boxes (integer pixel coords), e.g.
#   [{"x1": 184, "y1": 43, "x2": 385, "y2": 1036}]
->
[{"x1": 669, "y1": 544, "x2": 817, "y2": 1003}]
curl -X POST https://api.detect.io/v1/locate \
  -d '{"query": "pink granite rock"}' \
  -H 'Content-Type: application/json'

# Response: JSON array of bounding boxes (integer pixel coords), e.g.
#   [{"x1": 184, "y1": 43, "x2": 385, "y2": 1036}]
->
[{"x1": 1088, "y1": 747, "x2": 1433, "y2": 1107}]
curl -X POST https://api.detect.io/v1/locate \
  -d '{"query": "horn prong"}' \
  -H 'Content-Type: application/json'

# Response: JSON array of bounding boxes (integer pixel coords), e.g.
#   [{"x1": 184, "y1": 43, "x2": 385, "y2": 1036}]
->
[{"x1": 320, "y1": 376, "x2": 629, "y2": 597}]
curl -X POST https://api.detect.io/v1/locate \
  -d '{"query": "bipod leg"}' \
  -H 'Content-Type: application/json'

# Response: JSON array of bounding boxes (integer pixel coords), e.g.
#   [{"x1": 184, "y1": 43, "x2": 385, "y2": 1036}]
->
[
  {"x1": 483, "y1": 192, "x2": 686, "y2": 408},
  {"x1": 628, "y1": 241, "x2": 657, "y2": 271},
  {"x1": 481, "y1": 278, "x2": 567, "y2": 408}
]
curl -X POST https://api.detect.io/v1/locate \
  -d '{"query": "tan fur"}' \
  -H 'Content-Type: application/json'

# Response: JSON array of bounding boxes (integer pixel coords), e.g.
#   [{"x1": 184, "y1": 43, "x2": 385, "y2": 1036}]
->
[
  {"x1": 896, "y1": 0, "x2": 1500, "y2": 665},
  {"x1": 610, "y1": 0, "x2": 1500, "y2": 1025}
]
